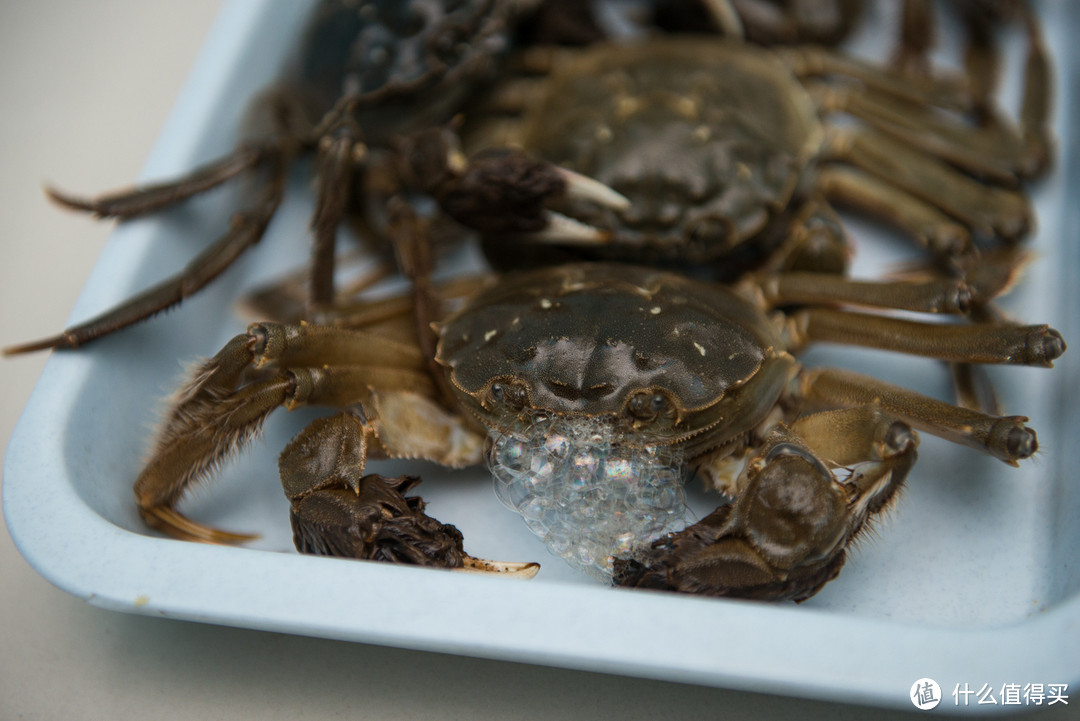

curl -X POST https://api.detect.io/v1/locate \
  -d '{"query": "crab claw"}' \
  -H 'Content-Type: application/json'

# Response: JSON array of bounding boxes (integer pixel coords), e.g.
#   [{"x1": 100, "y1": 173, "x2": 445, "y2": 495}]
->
[
  {"x1": 289, "y1": 474, "x2": 469, "y2": 566},
  {"x1": 290, "y1": 471, "x2": 539, "y2": 577},
  {"x1": 436, "y1": 148, "x2": 624, "y2": 245},
  {"x1": 396, "y1": 128, "x2": 623, "y2": 244},
  {"x1": 614, "y1": 414, "x2": 917, "y2": 602}
]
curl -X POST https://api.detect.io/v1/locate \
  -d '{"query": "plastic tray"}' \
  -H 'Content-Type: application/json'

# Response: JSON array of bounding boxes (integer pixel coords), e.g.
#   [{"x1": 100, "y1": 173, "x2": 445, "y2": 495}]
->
[{"x1": 5, "y1": 0, "x2": 1079, "y2": 711}]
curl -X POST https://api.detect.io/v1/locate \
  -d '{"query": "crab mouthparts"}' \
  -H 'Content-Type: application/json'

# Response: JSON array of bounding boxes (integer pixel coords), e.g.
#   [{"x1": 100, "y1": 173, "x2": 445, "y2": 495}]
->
[{"x1": 487, "y1": 414, "x2": 690, "y2": 580}]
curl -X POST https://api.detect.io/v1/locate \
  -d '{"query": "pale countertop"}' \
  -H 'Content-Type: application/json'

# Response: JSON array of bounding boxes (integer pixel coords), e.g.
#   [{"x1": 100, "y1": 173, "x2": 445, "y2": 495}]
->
[{"x1": 1, "y1": 3, "x2": 1076, "y2": 720}]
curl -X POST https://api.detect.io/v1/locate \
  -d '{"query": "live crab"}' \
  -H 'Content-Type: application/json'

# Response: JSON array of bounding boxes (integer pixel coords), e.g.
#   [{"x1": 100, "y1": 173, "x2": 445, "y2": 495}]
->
[
  {"x1": 4, "y1": 0, "x2": 1052, "y2": 351},
  {"x1": 6, "y1": 0, "x2": 1066, "y2": 601},
  {"x1": 133, "y1": 255, "x2": 1063, "y2": 601}
]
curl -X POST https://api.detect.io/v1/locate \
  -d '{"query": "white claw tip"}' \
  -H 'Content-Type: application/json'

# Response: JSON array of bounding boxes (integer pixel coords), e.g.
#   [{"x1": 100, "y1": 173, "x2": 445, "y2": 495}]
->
[
  {"x1": 524, "y1": 211, "x2": 612, "y2": 246},
  {"x1": 556, "y1": 166, "x2": 630, "y2": 211}
]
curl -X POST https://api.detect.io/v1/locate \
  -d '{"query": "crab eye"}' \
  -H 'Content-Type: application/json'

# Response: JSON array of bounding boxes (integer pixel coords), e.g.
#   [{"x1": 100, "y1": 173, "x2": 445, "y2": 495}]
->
[
  {"x1": 489, "y1": 379, "x2": 529, "y2": 410},
  {"x1": 626, "y1": 390, "x2": 670, "y2": 422},
  {"x1": 686, "y1": 216, "x2": 734, "y2": 252}
]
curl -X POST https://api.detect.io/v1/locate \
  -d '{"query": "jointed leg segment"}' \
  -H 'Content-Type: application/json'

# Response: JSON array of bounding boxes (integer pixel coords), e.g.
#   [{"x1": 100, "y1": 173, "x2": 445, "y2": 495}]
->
[{"x1": 134, "y1": 321, "x2": 432, "y2": 542}]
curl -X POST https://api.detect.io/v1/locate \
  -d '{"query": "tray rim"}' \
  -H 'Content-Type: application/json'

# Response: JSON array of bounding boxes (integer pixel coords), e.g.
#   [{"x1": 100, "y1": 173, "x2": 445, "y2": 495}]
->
[{"x1": 5, "y1": 0, "x2": 1079, "y2": 711}]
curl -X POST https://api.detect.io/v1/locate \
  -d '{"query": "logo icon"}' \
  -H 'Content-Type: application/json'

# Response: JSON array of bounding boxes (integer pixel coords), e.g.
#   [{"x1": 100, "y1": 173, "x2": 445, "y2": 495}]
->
[{"x1": 911, "y1": 678, "x2": 942, "y2": 710}]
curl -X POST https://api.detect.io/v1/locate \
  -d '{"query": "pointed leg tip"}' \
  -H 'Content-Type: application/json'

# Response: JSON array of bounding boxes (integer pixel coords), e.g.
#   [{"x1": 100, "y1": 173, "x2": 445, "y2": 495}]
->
[
  {"x1": 3, "y1": 333, "x2": 73, "y2": 356},
  {"x1": 43, "y1": 184, "x2": 97, "y2": 214},
  {"x1": 460, "y1": 556, "x2": 541, "y2": 579},
  {"x1": 525, "y1": 211, "x2": 612, "y2": 246},
  {"x1": 142, "y1": 505, "x2": 259, "y2": 545}
]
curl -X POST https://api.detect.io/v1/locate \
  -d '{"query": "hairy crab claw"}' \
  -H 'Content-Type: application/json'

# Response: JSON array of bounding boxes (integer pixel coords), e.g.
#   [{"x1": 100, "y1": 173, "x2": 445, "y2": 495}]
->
[
  {"x1": 398, "y1": 126, "x2": 628, "y2": 245},
  {"x1": 613, "y1": 421, "x2": 917, "y2": 602},
  {"x1": 529, "y1": 166, "x2": 632, "y2": 244}
]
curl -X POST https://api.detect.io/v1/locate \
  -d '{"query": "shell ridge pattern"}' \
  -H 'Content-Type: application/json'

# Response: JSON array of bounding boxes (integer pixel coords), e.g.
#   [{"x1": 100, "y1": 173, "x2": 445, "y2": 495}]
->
[{"x1": 438, "y1": 265, "x2": 774, "y2": 418}]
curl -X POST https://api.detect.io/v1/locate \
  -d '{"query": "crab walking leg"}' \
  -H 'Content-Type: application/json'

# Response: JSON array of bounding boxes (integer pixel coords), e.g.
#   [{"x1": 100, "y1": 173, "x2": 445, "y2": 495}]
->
[
  {"x1": 42, "y1": 89, "x2": 317, "y2": 219},
  {"x1": 816, "y1": 166, "x2": 973, "y2": 259},
  {"x1": 137, "y1": 364, "x2": 434, "y2": 542},
  {"x1": 699, "y1": 0, "x2": 743, "y2": 38},
  {"x1": 779, "y1": 45, "x2": 973, "y2": 114},
  {"x1": 785, "y1": 14, "x2": 1052, "y2": 177},
  {"x1": 157, "y1": 322, "x2": 426, "y2": 429},
  {"x1": 5, "y1": 90, "x2": 334, "y2": 354},
  {"x1": 3, "y1": 159, "x2": 291, "y2": 355},
  {"x1": 615, "y1": 407, "x2": 917, "y2": 601},
  {"x1": 883, "y1": 1, "x2": 1031, "y2": 180},
  {"x1": 956, "y1": 1, "x2": 1000, "y2": 111},
  {"x1": 45, "y1": 145, "x2": 271, "y2": 219},
  {"x1": 950, "y1": 362, "x2": 1003, "y2": 416},
  {"x1": 758, "y1": 246, "x2": 1032, "y2": 315},
  {"x1": 135, "y1": 323, "x2": 433, "y2": 543},
  {"x1": 385, "y1": 196, "x2": 463, "y2": 409},
  {"x1": 758, "y1": 271, "x2": 973, "y2": 314},
  {"x1": 793, "y1": 366, "x2": 1037, "y2": 465},
  {"x1": 891, "y1": 0, "x2": 934, "y2": 77},
  {"x1": 816, "y1": 85, "x2": 1033, "y2": 186},
  {"x1": 329, "y1": 275, "x2": 487, "y2": 332},
  {"x1": 240, "y1": 252, "x2": 397, "y2": 324},
  {"x1": 954, "y1": 1, "x2": 1053, "y2": 178},
  {"x1": 1017, "y1": 7, "x2": 1054, "y2": 178},
  {"x1": 309, "y1": 114, "x2": 365, "y2": 309},
  {"x1": 783, "y1": 307, "x2": 1065, "y2": 367},
  {"x1": 821, "y1": 128, "x2": 1033, "y2": 243}
]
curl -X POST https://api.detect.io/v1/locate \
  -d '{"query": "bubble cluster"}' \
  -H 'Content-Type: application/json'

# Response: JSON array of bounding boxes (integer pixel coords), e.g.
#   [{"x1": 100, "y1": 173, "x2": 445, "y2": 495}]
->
[{"x1": 488, "y1": 415, "x2": 690, "y2": 580}]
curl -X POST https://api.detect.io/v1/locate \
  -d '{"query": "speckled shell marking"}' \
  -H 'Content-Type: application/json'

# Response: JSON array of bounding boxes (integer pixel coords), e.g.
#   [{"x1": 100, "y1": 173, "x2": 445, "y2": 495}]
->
[{"x1": 436, "y1": 263, "x2": 790, "y2": 445}]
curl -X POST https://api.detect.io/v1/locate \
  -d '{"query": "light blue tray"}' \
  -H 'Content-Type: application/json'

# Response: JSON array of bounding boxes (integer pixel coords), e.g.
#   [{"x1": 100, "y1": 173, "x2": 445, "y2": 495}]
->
[{"x1": 5, "y1": 0, "x2": 1078, "y2": 711}]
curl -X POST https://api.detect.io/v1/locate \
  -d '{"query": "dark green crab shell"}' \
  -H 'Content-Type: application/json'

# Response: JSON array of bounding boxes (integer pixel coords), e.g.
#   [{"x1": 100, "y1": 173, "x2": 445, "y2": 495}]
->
[
  {"x1": 518, "y1": 37, "x2": 823, "y2": 262},
  {"x1": 435, "y1": 263, "x2": 797, "y2": 457}
]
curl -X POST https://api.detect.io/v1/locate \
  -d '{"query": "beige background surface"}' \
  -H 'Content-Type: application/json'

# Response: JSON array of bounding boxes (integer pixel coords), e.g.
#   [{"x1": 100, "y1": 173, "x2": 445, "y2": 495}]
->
[{"x1": 1, "y1": 2, "x2": 1075, "y2": 719}]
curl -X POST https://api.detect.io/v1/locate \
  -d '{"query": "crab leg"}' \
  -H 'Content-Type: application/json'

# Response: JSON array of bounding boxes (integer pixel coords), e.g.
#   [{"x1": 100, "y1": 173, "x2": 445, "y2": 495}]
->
[
  {"x1": 240, "y1": 251, "x2": 397, "y2": 324},
  {"x1": 4, "y1": 159, "x2": 291, "y2": 355},
  {"x1": 385, "y1": 195, "x2": 465, "y2": 409},
  {"x1": 816, "y1": 165, "x2": 973, "y2": 259},
  {"x1": 816, "y1": 86, "x2": 1030, "y2": 186},
  {"x1": 45, "y1": 144, "x2": 271, "y2": 219},
  {"x1": 891, "y1": 0, "x2": 934, "y2": 77},
  {"x1": 792, "y1": 366, "x2": 1035, "y2": 465},
  {"x1": 136, "y1": 322, "x2": 432, "y2": 542},
  {"x1": 783, "y1": 307, "x2": 1064, "y2": 367},
  {"x1": 759, "y1": 272, "x2": 973, "y2": 314},
  {"x1": 1016, "y1": 7, "x2": 1054, "y2": 177},
  {"x1": 821, "y1": 128, "x2": 1032, "y2": 243},
  {"x1": 950, "y1": 362, "x2": 1003, "y2": 416},
  {"x1": 725, "y1": 0, "x2": 862, "y2": 46},
  {"x1": 134, "y1": 317, "x2": 506, "y2": 573},
  {"x1": 42, "y1": 88, "x2": 317, "y2": 219},
  {"x1": 6, "y1": 92, "x2": 369, "y2": 354},
  {"x1": 953, "y1": 0, "x2": 1053, "y2": 177},
  {"x1": 780, "y1": 45, "x2": 973, "y2": 113},
  {"x1": 758, "y1": 246, "x2": 1031, "y2": 314},
  {"x1": 309, "y1": 112, "x2": 366, "y2": 308},
  {"x1": 139, "y1": 363, "x2": 433, "y2": 541}
]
